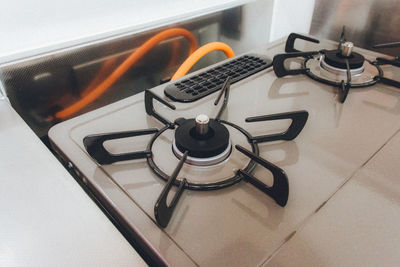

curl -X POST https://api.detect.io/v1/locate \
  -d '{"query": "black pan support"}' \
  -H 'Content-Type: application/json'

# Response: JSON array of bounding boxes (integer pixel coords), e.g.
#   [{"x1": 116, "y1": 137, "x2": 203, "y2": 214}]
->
[
  {"x1": 373, "y1": 41, "x2": 400, "y2": 88},
  {"x1": 83, "y1": 78, "x2": 309, "y2": 228},
  {"x1": 214, "y1": 76, "x2": 231, "y2": 120},
  {"x1": 376, "y1": 57, "x2": 400, "y2": 68},
  {"x1": 338, "y1": 59, "x2": 351, "y2": 103},
  {"x1": 285, "y1": 33, "x2": 320, "y2": 53},
  {"x1": 145, "y1": 89, "x2": 176, "y2": 128},
  {"x1": 83, "y1": 128, "x2": 158, "y2": 165},
  {"x1": 244, "y1": 110, "x2": 309, "y2": 143},
  {"x1": 374, "y1": 59, "x2": 400, "y2": 88},
  {"x1": 154, "y1": 151, "x2": 188, "y2": 228},
  {"x1": 274, "y1": 33, "x2": 323, "y2": 77},
  {"x1": 232, "y1": 110, "x2": 308, "y2": 207},
  {"x1": 272, "y1": 51, "x2": 320, "y2": 78},
  {"x1": 338, "y1": 26, "x2": 346, "y2": 50},
  {"x1": 236, "y1": 145, "x2": 289, "y2": 206}
]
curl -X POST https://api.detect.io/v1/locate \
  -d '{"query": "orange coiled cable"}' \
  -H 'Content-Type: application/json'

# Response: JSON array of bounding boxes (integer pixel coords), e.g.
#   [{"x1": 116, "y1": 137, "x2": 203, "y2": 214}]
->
[
  {"x1": 171, "y1": 42, "x2": 235, "y2": 81},
  {"x1": 55, "y1": 28, "x2": 197, "y2": 119}
]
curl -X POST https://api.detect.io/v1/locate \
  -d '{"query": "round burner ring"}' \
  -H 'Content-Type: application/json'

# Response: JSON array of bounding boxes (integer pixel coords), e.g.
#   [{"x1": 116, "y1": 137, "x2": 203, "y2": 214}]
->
[
  {"x1": 172, "y1": 139, "x2": 232, "y2": 166},
  {"x1": 304, "y1": 55, "x2": 383, "y2": 88},
  {"x1": 146, "y1": 120, "x2": 258, "y2": 191}
]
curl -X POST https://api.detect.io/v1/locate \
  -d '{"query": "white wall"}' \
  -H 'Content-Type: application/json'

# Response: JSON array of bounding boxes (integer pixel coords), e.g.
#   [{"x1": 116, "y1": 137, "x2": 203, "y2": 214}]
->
[
  {"x1": 220, "y1": 0, "x2": 315, "y2": 53},
  {"x1": 222, "y1": 0, "x2": 275, "y2": 53},
  {"x1": 0, "y1": 0, "x2": 251, "y2": 63},
  {"x1": 269, "y1": 0, "x2": 315, "y2": 41},
  {"x1": 0, "y1": 0, "x2": 315, "y2": 64}
]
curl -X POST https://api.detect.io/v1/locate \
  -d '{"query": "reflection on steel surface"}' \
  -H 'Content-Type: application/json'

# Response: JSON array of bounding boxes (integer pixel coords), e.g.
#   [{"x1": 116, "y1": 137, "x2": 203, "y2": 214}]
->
[{"x1": 310, "y1": 0, "x2": 400, "y2": 56}]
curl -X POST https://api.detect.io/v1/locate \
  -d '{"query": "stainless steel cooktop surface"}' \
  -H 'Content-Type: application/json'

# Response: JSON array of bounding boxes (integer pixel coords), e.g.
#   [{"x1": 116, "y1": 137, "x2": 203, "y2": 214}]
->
[{"x1": 49, "y1": 36, "x2": 400, "y2": 266}]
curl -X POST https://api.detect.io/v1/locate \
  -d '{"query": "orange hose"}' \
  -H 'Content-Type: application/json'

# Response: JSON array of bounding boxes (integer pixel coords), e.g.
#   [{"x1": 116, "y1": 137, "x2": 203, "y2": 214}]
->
[
  {"x1": 171, "y1": 42, "x2": 235, "y2": 81},
  {"x1": 55, "y1": 28, "x2": 197, "y2": 119}
]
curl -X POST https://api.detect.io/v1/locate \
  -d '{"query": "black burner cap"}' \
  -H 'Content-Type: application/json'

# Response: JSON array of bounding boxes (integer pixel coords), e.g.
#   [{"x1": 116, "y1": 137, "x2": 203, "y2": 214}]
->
[
  {"x1": 174, "y1": 118, "x2": 230, "y2": 158},
  {"x1": 323, "y1": 49, "x2": 365, "y2": 69}
]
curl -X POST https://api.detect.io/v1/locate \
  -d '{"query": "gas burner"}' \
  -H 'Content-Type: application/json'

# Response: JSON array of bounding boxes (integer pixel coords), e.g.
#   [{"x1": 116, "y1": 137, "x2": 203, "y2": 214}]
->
[
  {"x1": 320, "y1": 43, "x2": 365, "y2": 75},
  {"x1": 172, "y1": 115, "x2": 232, "y2": 166},
  {"x1": 272, "y1": 28, "x2": 400, "y2": 103},
  {"x1": 305, "y1": 48, "x2": 379, "y2": 88},
  {"x1": 82, "y1": 77, "x2": 309, "y2": 228}
]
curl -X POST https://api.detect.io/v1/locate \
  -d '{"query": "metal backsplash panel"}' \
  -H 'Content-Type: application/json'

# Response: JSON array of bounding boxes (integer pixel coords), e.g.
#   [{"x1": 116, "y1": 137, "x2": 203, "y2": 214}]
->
[
  {"x1": 0, "y1": 8, "x2": 247, "y2": 138},
  {"x1": 310, "y1": 0, "x2": 400, "y2": 56}
]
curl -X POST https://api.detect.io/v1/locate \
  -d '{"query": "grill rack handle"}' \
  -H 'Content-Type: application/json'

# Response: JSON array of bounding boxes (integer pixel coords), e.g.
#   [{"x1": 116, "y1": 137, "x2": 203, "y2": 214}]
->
[
  {"x1": 245, "y1": 110, "x2": 309, "y2": 143},
  {"x1": 285, "y1": 33, "x2": 320, "y2": 53},
  {"x1": 272, "y1": 51, "x2": 319, "y2": 78},
  {"x1": 154, "y1": 151, "x2": 188, "y2": 228},
  {"x1": 83, "y1": 128, "x2": 158, "y2": 165},
  {"x1": 236, "y1": 145, "x2": 289, "y2": 207}
]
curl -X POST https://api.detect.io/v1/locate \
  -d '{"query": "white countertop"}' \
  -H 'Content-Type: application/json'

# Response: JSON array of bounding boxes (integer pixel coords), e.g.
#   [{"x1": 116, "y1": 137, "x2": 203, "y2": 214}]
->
[
  {"x1": 0, "y1": 99, "x2": 146, "y2": 266},
  {"x1": 0, "y1": 0, "x2": 250, "y2": 64}
]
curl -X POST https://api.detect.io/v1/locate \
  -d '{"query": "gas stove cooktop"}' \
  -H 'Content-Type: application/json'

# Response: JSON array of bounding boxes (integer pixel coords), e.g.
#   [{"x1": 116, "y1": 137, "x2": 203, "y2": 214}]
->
[{"x1": 49, "y1": 34, "x2": 400, "y2": 266}]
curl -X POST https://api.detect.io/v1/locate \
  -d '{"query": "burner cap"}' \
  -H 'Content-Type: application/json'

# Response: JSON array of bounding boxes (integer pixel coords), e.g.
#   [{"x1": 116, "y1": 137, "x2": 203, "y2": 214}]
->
[
  {"x1": 323, "y1": 49, "x2": 365, "y2": 69},
  {"x1": 174, "y1": 117, "x2": 230, "y2": 159}
]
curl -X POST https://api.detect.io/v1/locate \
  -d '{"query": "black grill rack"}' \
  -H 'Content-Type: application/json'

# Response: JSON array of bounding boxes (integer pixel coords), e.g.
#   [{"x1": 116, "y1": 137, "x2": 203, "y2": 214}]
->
[{"x1": 83, "y1": 78, "x2": 308, "y2": 228}]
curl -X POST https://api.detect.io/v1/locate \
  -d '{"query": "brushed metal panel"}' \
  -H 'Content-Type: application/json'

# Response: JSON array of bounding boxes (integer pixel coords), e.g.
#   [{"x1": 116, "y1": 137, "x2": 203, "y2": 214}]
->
[{"x1": 310, "y1": 0, "x2": 400, "y2": 56}]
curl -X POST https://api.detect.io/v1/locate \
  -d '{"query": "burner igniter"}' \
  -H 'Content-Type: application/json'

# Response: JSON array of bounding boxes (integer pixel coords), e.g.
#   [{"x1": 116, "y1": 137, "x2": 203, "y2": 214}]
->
[
  {"x1": 340, "y1": 41, "x2": 354, "y2": 57},
  {"x1": 195, "y1": 114, "x2": 209, "y2": 136}
]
